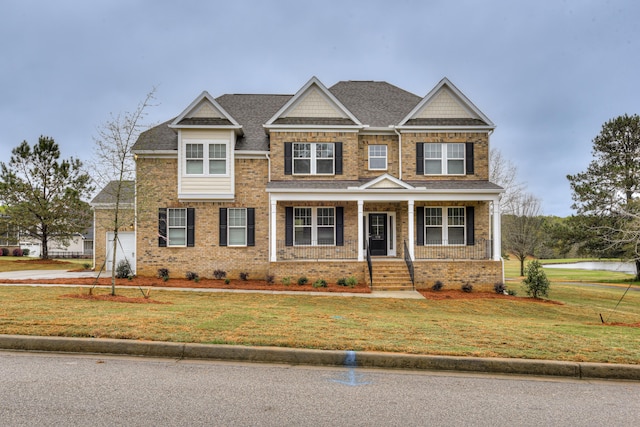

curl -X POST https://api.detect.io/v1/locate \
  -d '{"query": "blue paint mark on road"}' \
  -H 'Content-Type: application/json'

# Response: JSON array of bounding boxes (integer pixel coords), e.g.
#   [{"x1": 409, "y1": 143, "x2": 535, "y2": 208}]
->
[{"x1": 329, "y1": 350, "x2": 371, "y2": 386}]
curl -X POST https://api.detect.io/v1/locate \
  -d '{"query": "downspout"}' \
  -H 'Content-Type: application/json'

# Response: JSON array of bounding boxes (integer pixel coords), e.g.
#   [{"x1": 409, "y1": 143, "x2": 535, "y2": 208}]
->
[{"x1": 393, "y1": 127, "x2": 402, "y2": 180}]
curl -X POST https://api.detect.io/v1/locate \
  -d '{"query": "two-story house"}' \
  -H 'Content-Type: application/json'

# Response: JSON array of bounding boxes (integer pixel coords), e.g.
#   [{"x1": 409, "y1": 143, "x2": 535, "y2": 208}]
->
[{"x1": 93, "y1": 77, "x2": 504, "y2": 290}]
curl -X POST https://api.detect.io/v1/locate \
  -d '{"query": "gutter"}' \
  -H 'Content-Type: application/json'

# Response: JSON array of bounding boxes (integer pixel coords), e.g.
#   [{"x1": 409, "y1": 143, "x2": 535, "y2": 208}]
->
[{"x1": 392, "y1": 126, "x2": 402, "y2": 180}]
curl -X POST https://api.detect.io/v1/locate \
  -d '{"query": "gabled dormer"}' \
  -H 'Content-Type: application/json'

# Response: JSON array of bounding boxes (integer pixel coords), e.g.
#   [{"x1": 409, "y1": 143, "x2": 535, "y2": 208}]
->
[
  {"x1": 169, "y1": 92, "x2": 242, "y2": 200},
  {"x1": 398, "y1": 78, "x2": 495, "y2": 130},
  {"x1": 264, "y1": 76, "x2": 362, "y2": 130}
]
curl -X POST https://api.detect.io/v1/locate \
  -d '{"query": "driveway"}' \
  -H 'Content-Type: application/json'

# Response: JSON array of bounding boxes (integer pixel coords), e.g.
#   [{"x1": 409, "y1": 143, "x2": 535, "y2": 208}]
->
[{"x1": 0, "y1": 270, "x2": 98, "y2": 280}]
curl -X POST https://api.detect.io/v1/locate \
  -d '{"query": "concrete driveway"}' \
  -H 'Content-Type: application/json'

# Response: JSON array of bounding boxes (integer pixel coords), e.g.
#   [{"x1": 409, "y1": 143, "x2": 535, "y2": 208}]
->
[{"x1": 0, "y1": 270, "x2": 98, "y2": 280}]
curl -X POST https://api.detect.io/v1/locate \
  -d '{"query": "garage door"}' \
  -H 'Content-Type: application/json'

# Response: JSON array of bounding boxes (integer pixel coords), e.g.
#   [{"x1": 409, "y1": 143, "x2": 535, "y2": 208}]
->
[{"x1": 106, "y1": 232, "x2": 136, "y2": 273}]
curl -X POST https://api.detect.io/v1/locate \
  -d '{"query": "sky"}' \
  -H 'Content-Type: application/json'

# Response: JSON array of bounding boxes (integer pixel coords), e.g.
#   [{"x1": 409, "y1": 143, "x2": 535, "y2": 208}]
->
[{"x1": 1, "y1": 0, "x2": 638, "y2": 217}]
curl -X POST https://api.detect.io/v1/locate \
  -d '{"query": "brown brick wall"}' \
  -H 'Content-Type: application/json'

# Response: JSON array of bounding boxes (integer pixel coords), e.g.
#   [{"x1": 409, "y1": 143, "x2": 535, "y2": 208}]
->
[
  {"x1": 358, "y1": 134, "x2": 399, "y2": 179},
  {"x1": 269, "y1": 261, "x2": 366, "y2": 285},
  {"x1": 93, "y1": 207, "x2": 135, "y2": 271},
  {"x1": 413, "y1": 260, "x2": 503, "y2": 292}
]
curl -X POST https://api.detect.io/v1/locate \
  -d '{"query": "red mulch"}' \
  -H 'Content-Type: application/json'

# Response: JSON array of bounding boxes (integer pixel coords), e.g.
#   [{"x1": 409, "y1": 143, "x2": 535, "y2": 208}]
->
[{"x1": 60, "y1": 293, "x2": 169, "y2": 304}]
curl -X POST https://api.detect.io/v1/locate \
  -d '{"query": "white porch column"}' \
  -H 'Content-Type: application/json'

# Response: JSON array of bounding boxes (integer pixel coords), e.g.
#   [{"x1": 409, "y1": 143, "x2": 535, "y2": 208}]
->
[
  {"x1": 357, "y1": 200, "x2": 364, "y2": 261},
  {"x1": 492, "y1": 198, "x2": 501, "y2": 261},
  {"x1": 408, "y1": 199, "x2": 415, "y2": 260},
  {"x1": 270, "y1": 198, "x2": 278, "y2": 262}
]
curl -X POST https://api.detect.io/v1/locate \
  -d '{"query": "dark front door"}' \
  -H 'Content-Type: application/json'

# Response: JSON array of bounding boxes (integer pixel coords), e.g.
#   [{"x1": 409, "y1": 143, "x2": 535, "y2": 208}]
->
[{"x1": 369, "y1": 213, "x2": 387, "y2": 256}]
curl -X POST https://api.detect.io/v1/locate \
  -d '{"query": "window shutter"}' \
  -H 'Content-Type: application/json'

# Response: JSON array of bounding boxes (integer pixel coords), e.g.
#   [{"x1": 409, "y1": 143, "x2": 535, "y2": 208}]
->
[
  {"x1": 219, "y1": 208, "x2": 227, "y2": 246},
  {"x1": 285, "y1": 207, "x2": 293, "y2": 247},
  {"x1": 466, "y1": 206, "x2": 475, "y2": 246},
  {"x1": 284, "y1": 142, "x2": 292, "y2": 175},
  {"x1": 187, "y1": 208, "x2": 195, "y2": 247},
  {"x1": 336, "y1": 206, "x2": 344, "y2": 246},
  {"x1": 465, "y1": 143, "x2": 474, "y2": 175},
  {"x1": 158, "y1": 208, "x2": 167, "y2": 247},
  {"x1": 416, "y1": 143, "x2": 424, "y2": 175},
  {"x1": 247, "y1": 208, "x2": 255, "y2": 247},
  {"x1": 335, "y1": 142, "x2": 343, "y2": 175},
  {"x1": 416, "y1": 206, "x2": 424, "y2": 246}
]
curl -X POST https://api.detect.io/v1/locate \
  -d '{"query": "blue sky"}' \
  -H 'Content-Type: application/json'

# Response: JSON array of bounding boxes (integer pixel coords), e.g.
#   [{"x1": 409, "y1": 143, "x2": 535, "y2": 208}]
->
[{"x1": 1, "y1": 0, "x2": 638, "y2": 216}]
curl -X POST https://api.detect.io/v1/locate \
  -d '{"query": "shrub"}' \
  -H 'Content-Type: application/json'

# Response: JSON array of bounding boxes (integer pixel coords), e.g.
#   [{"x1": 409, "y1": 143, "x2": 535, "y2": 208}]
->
[
  {"x1": 157, "y1": 268, "x2": 169, "y2": 281},
  {"x1": 461, "y1": 282, "x2": 473, "y2": 293},
  {"x1": 1, "y1": 248, "x2": 8, "y2": 256},
  {"x1": 432, "y1": 280, "x2": 444, "y2": 291},
  {"x1": 224, "y1": 278, "x2": 230, "y2": 285},
  {"x1": 507, "y1": 289, "x2": 517, "y2": 296},
  {"x1": 185, "y1": 271, "x2": 199, "y2": 281},
  {"x1": 239, "y1": 272, "x2": 249, "y2": 281},
  {"x1": 265, "y1": 274, "x2": 275, "y2": 285},
  {"x1": 337, "y1": 277, "x2": 348, "y2": 287},
  {"x1": 494, "y1": 282, "x2": 507, "y2": 294},
  {"x1": 213, "y1": 269, "x2": 227, "y2": 280},
  {"x1": 82, "y1": 262, "x2": 91, "y2": 270},
  {"x1": 12, "y1": 248, "x2": 23, "y2": 257},
  {"x1": 282, "y1": 276, "x2": 291, "y2": 286},
  {"x1": 312, "y1": 278, "x2": 327, "y2": 288},
  {"x1": 115, "y1": 260, "x2": 133, "y2": 279},
  {"x1": 346, "y1": 276, "x2": 358, "y2": 288},
  {"x1": 297, "y1": 276, "x2": 309, "y2": 286},
  {"x1": 523, "y1": 260, "x2": 550, "y2": 299},
  {"x1": 22, "y1": 248, "x2": 30, "y2": 256}
]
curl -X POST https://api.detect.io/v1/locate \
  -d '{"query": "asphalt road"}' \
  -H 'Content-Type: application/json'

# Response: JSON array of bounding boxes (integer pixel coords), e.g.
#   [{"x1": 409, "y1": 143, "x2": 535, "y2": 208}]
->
[{"x1": 2, "y1": 351, "x2": 639, "y2": 426}]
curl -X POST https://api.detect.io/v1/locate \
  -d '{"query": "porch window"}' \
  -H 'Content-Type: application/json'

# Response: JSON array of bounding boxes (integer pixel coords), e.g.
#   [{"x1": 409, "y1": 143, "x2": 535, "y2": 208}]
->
[
  {"x1": 293, "y1": 207, "x2": 335, "y2": 246},
  {"x1": 423, "y1": 207, "x2": 466, "y2": 245},
  {"x1": 368, "y1": 145, "x2": 387, "y2": 170}
]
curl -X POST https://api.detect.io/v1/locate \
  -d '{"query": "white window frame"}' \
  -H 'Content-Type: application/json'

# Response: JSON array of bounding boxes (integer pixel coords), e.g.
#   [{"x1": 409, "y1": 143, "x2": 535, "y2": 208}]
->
[
  {"x1": 167, "y1": 208, "x2": 187, "y2": 247},
  {"x1": 183, "y1": 139, "x2": 229, "y2": 176},
  {"x1": 293, "y1": 142, "x2": 334, "y2": 175},
  {"x1": 368, "y1": 145, "x2": 388, "y2": 170},
  {"x1": 293, "y1": 207, "x2": 335, "y2": 246},
  {"x1": 424, "y1": 143, "x2": 465, "y2": 176},
  {"x1": 424, "y1": 206, "x2": 466, "y2": 246},
  {"x1": 227, "y1": 208, "x2": 247, "y2": 247}
]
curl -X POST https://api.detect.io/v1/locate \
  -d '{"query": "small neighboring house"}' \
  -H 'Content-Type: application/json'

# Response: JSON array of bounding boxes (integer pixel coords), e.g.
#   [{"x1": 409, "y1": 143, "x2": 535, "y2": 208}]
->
[
  {"x1": 93, "y1": 77, "x2": 504, "y2": 290},
  {"x1": 20, "y1": 229, "x2": 93, "y2": 258}
]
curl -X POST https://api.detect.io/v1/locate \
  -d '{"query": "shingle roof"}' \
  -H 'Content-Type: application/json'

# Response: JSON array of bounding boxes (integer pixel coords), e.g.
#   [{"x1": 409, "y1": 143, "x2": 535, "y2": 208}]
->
[
  {"x1": 404, "y1": 118, "x2": 489, "y2": 127},
  {"x1": 91, "y1": 180, "x2": 135, "y2": 205},
  {"x1": 133, "y1": 119, "x2": 177, "y2": 151}
]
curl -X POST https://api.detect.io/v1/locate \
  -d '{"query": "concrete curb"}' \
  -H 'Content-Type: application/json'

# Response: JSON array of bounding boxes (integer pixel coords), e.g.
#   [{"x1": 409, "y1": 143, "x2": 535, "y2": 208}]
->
[{"x1": 1, "y1": 334, "x2": 639, "y2": 381}]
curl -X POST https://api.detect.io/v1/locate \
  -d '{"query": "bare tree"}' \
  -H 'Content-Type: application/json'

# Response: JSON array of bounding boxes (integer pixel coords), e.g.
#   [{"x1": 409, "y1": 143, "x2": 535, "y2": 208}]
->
[
  {"x1": 502, "y1": 193, "x2": 543, "y2": 276},
  {"x1": 489, "y1": 148, "x2": 525, "y2": 215},
  {"x1": 91, "y1": 89, "x2": 156, "y2": 295}
]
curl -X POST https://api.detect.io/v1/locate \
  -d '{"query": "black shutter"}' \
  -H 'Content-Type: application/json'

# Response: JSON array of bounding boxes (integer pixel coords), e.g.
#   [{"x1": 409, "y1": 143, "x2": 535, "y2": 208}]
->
[
  {"x1": 336, "y1": 206, "x2": 344, "y2": 246},
  {"x1": 416, "y1": 143, "x2": 424, "y2": 175},
  {"x1": 335, "y1": 142, "x2": 343, "y2": 175},
  {"x1": 247, "y1": 208, "x2": 255, "y2": 246},
  {"x1": 466, "y1": 206, "x2": 475, "y2": 246},
  {"x1": 158, "y1": 208, "x2": 167, "y2": 247},
  {"x1": 219, "y1": 208, "x2": 227, "y2": 246},
  {"x1": 284, "y1": 142, "x2": 292, "y2": 175},
  {"x1": 465, "y1": 143, "x2": 474, "y2": 175},
  {"x1": 187, "y1": 208, "x2": 195, "y2": 247},
  {"x1": 285, "y1": 207, "x2": 293, "y2": 246},
  {"x1": 416, "y1": 206, "x2": 424, "y2": 246}
]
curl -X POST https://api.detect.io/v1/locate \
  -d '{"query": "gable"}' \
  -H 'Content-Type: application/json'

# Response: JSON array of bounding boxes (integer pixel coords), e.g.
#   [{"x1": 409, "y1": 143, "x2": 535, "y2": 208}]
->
[
  {"x1": 285, "y1": 86, "x2": 347, "y2": 118},
  {"x1": 415, "y1": 87, "x2": 474, "y2": 119},
  {"x1": 171, "y1": 91, "x2": 241, "y2": 130}
]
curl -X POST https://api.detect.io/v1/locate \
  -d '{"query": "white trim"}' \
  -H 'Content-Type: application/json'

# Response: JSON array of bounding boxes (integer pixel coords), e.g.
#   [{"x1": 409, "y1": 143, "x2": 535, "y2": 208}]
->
[
  {"x1": 170, "y1": 91, "x2": 241, "y2": 128},
  {"x1": 351, "y1": 174, "x2": 417, "y2": 191},
  {"x1": 178, "y1": 193, "x2": 235, "y2": 201},
  {"x1": 368, "y1": 144, "x2": 388, "y2": 171},
  {"x1": 263, "y1": 126, "x2": 362, "y2": 132},
  {"x1": 363, "y1": 211, "x2": 397, "y2": 257},
  {"x1": 132, "y1": 150, "x2": 177, "y2": 158},
  {"x1": 235, "y1": 150, "x2": 270, "y2": 159}
]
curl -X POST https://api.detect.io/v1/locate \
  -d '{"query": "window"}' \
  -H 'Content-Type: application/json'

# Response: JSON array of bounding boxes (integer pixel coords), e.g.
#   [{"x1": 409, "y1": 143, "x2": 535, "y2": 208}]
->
[
  {"x1": 294, "y1": 207, "x2": 335, "y2": 246},
  {"x1": 228, "y1": 208, "x2": 247, "y2": 246},
  {"x1": 168, "y1": 208, "x2": 187, "y2": 246},
  {"x1": 368, "y1": 145, "x2": 387, "y2": 170},
  {"x1": 293, "y1": 143, "x2": 334, "y2": 175},
  {"x1": 424, "y1": 207, "x2": 466, "y2": 245},
  {"x1": 423, "y1": 143, "x2": 465, "y2": 175},
  {"x1": 184, "y1": 140, "x2": 227, "y2": 175}
]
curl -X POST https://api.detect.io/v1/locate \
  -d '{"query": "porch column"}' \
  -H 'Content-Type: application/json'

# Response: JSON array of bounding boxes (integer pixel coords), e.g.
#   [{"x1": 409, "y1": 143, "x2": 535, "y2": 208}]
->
[
  {"x1": 492, "y1": 198, "x2": 501, "y2": 261},
  {"x1": 270, "y1": 198, "x2": 277, "y2": 262},
  {"x1": 407, "y1": 199, "x2": 415, "y2": 260},
  {"x1": 357, "y1": 200, "x2": 364, "y2": 261}
]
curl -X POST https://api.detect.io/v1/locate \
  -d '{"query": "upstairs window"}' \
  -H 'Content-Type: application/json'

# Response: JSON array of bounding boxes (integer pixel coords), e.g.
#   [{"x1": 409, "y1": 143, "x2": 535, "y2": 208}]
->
[
  {"x1": 424, "y1": 143, "x2": 464, "y2": 175},
  {"x1": 368, "y1": 145, "x2": 387, "y2": 170},
  {"x1": 292, "y1": 142, "x2": 334, "y2": 175},
  {"x1": 184, "y1": 140, "x2": 228, "y2": 175}
]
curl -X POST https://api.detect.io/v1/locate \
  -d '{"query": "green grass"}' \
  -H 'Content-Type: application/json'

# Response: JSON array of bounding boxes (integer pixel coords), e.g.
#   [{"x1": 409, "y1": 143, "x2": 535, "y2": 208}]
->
[
  {"x1": 504, "y1": 257, "x2": 638, "y2": 284},
  {"x1": 0, "y1": 284, "x2": 638, "y2": 364}
]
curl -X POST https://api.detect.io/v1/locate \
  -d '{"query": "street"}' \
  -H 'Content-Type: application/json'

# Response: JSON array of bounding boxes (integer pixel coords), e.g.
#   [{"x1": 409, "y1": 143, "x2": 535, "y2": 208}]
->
[{"x1": 1, "y1": 351, "x2": 639, "y2": 426}]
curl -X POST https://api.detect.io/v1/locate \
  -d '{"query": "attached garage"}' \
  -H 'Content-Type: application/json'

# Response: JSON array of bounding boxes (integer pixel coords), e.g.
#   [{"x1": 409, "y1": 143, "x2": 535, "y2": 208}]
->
[{"x1": 105, "y1": 231, "x2": 136, "y2": 272}]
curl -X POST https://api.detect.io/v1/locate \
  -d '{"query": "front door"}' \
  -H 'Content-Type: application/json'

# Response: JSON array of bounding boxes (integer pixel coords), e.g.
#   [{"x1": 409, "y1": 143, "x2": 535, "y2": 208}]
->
[{"x1": 369, "y1": 213, "x2": 387, "y2": 256}]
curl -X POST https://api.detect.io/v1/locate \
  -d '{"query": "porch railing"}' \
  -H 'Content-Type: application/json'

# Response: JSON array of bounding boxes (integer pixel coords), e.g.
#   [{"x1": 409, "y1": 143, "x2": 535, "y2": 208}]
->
[
  {"x1": 276, "y1": 240, "x2": 358, "y2": 261},
  {"x1": 403, "y1": 240, "x2": 415, "y2": 289},
  {"x1": 413, "y1": 238, "x2": 492, "y2": 260}
]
